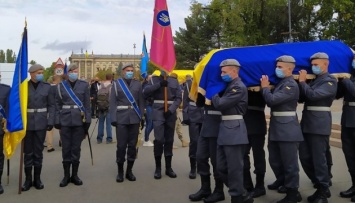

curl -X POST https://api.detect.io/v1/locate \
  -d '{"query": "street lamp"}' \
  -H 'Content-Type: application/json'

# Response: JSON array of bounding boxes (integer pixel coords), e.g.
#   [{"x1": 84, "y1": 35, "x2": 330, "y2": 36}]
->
[
  {"x1": 133, "y1": 43, "x2": 136, "y2": 67},
  {"x1": 288, "y1": 0, "x2": 293, "y2": 42}
]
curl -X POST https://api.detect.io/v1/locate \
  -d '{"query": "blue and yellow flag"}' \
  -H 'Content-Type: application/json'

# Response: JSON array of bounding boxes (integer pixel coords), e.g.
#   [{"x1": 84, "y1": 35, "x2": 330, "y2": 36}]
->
[
  {"x1": 4, "y1": 24, "x2": 28, "y2": 159},
  {"x1": 140, "y1": 33, "x2": 149, "y2": 79},
  {"x1": 63, "y1": 62, "x2": 68, "y2": 75}
]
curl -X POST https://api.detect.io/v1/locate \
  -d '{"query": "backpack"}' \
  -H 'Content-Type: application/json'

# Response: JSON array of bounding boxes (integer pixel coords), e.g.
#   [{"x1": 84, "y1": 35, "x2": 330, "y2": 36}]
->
[{"x1": 97, "y1": 83, "x2": 111, "y2": 111}]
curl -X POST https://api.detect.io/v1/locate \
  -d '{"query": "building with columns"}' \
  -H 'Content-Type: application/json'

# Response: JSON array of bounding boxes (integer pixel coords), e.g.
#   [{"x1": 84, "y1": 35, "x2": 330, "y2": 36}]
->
[{"x1": 69, "y1": 52, "x2": 141, "y2": 80}]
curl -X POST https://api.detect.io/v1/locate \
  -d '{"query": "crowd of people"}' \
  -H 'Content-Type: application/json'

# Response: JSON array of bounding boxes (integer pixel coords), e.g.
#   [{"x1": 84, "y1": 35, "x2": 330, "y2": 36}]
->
[{"x1": 0, "y1": 52, "x2": 355, "y2": 203}]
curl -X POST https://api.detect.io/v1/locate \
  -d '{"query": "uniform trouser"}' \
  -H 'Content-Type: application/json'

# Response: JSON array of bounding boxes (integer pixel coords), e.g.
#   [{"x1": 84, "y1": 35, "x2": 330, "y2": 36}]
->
[
  {"x1": 60, "y1": 126, "x2": 84, "y2": 164},
  {"x1": 341, "y1": 127, "x2": 355, "y2": 178},
  {"x1": 244, "y1": 133, "x2": 266, "y2": 175},
  {"x1": 268, "y1": 141, "x2": 300, "y2": 189},
  {"x1": 188, "y1": 123, "x2": 202, "y2": 159},
  {"x1": 0, "y1": 133, "x2": 4, "y2": 171},
  {"x1": 116, "y1": 124, "x2": 139, "y2": 163},
  {"x1": 299, "y1": 133, "x2": 330, "y2": 187},
  {"x1": 217, "y1": 144, "x2": 245, "y2": 196},
  {"x1": 91, "y1": 99, "x2": 97, "y2": 117},
  {"x1": 196, "y1": 136, "x2": 219, "y2": 178},
  {"x1": 153, "y1": 120, "x2": 175, "y2": 157},
  {"x1": 24, "y1": 130, "x2": 46, "y2": 167}
]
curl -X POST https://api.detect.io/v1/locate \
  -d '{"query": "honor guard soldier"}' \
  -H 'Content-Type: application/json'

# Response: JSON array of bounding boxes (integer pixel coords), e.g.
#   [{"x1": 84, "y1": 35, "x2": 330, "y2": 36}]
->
[
  {"x1": 0, "y1": 83, "x2": 10, "y2": 194},
  {"x1": 261, "y1": 56, "x2": 303, "y2": 203},
  {"x1": 110, "y1": 64, "x2": 144, "y2": 182},
  {"x1": 143, "y1": 70, "x2": 182, "y2": 179},
  {"x1": 182, "y1": 74, "x2": 203, "y2": 179},
  {"x1": 243, "y1": 90, "x2": 267, "y2": 198},
  {"x1": 338, "y1": 54, "x2": 355, "y2": 202},
  {"x1": 55, "y1": 64, "x2": 91, "y2": 187},
  {"x1": 22, "y1": 64, "x2": 55, "y2": 191}
]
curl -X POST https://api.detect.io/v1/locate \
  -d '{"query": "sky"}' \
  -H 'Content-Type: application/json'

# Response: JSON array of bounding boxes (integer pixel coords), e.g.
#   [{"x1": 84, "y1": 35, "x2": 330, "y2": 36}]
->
[{"x1": 0, "y1": 0, "x2": 210, "y2": 68}]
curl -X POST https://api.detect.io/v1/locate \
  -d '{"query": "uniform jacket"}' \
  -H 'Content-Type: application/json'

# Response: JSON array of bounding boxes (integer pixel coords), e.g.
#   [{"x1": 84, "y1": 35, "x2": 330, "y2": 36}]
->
[
  {"x1": 143, "y1": 76, "x2": 182, "y2": 122},
  {"x1": 244, "y1": 91, "x2": 267, "y2": 135},
  {"x1": 90, "y1": 81, "x2": 100, "y2": 99},
  {"x1": 27, "y1": 81, "x2": 55, "y2": 131},
  {"x1": 299, "y1": 73, "x2": 337, "y2": 135},
  {"x1": 341, "y1": 76, "x2": 355, "y2": 127},
  {"x1": 262, "y1": 76, "x2": 303, "y2": 142},
  {"x1": 200, "y1": 104, "x2": 221, "y2": 138},
  {"x1": 0, "y1": 84, "x2": 11, "y2": 135},
  {"x1": 55, "y1": 80, "x2": 91, "y2": 127},
  {"x1": 109, "y1": 79, "x2": 144, "y2": 125},
  {"x1": 182, "y1": 79, "x2": 203, "y2": 123},
  {"x1": 212, "y1": 77, "x2": 248, "y2": 145}
]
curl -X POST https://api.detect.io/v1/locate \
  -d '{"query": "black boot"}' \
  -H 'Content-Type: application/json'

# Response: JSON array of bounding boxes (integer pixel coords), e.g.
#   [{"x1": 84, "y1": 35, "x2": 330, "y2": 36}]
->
[
  {"x1": 165, "y1": 156, "x2": 177, "y2": 178},
  {"x1": 243, "y1": 192, "x2": 254, "y2": 203},
  {"x1": 189, "y1": 175, "x2": 212, "y2": 201},
  {"x1": 126, "y1": 161, "x2": 136, "y2": 181},
  {"x1": 204, "y1": 178, "x2": 225, "y2": 203},
  {"x1": 276, "y1": 188, "x2": 299, "y2": 203},
  {"x1": 0, "y1": 170, "x2": 3, "y2": 194},
  {"x1": 251, "y1": 173, "x2": 266, "y2": 198},
  {"x1": 116, "y1": 163, "x2": 124, "y2": 182},
  {"x1": 309, "y1": 185, "x2": 331, "y2": 201},
  {"x1": 308, "y1": 186, "x2": 330, "y2": 203},
  {"x1": 267, "y1": 179, "x2": 283, "y2": 190},
  {"x1": 243, "y1": 170, "x2": 254, "y2": 192},
  {"x1": 22, "y1": 167, "x2": 32, "y2": 191},
  {"x1": 340, "y1": 186, "x2": 355, "y2": 198},
  {"x1": 231, "y1": 195, "x2": 243, "y2": 203},
  {"x1": 154, "y1": 156, "x2": 162, "y2": 179},
  {"x1": 60, "y1": 162, "x2": 71, "y2": 187},
  {"x1": 189, "y1": 158, "x2": 197, "y2": 179},
  {"x1": 33, "y1": 166, "x2": 44, "y2": 189},
  {"x1": 70, "y1": 162, "x2": 83, "y2": 185}
]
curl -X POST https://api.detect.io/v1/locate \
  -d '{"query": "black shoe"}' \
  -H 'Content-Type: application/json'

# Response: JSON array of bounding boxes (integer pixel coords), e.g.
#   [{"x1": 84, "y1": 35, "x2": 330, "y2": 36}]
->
[
  {"x1": 126, "y1": 172, "x2": 136, "y2": 181},
  {"x1": 203, "y1": 191, "x2": 225, "y2": 203},
  {"x1": 307, "y1": 188, "x2": 330, "y2": 202},
  {"x1": 278, "y1": 186, "x2": 287, "y2": 194},
  {"x1": 165, "y1": 168, "x2": 177, "y2": 178},
  {"x1": 340, "y1": 186, "x2": 355, "y2": 198},
  {"x1": 47, "y1": 148, "x2": 55, "y2": 152},
  {"x1": 251, "y1": 187, "x2": 266, "y2": 198},
  {"x1": 243, "y1": 192, "x2": 254, "y2": 203},
  {"x1": 71, "y1": 175, "x2": 83, "y2": 185},
  {"x1": 189, "y1": 189, "x2": 211, "y2": 201},
  {"x1": 268, "y1": 180, "x2": 283, "y2": 190},
  {"x1": 154, "y1": 168, "x2": 161, "y2": 179},
  {"x1": 351, "y1": 195, "x2": 355, "y2": 202},
  {"x1": 189, "y1": 170, "x2": 197, "y2": 179},
  {"x1": 116, "y1": 174, "x2": 124, "y2": 182},
  {"x1": 21, "y1": 179, "x2": 32, "y2": 191},
  {"x1": 33, "y1": 179, "x2": 44, "y2": 190},
  {"x1": 0, "y1": 184, "x2": 3, "y2": 194},
  {"x1": 60, "y1": 176, "x2": 70, "y2": 187}
]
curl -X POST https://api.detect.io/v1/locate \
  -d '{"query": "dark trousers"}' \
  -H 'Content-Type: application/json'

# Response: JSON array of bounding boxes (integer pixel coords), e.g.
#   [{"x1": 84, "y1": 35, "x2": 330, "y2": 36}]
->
[
  {"x1": 217, "y1": 144, "x2": 245, "y2": 196},
  {"x1": 196, "y1": 136, "x2": 219, "y2": 178},
  {"x1": 24, "y1": 130, "x2": 46, "y2": 167},
  {"x1": 0, "y1": 133, "x2": 4, "y2": 171},
  {"x1": 60, "y1": 126, "x2": 84, "y2": 164},
  {"x1": 91, "y1": 99, "x2": 97, "y2": 117},
  {"x1": 153, "y1": 120, "x2": 175, "y2": 157},
  {"x1": 341, "y1": 127, "x2": 355, "y2": 178},
  {"x1": 268, "y1": 141, "x2": 300, "y2": 189},
  {"x1": 188, "y1": 123, "x2": 202, "y2": 159},
  {"x1": 299, "y1": 133, "x2": 330, "y2": 187},
  {"x1": 244, "y1": 133, "x2": 266, "y2": 175},
  {"x1": 116, "y1": 124, "x2": 139, "y2": 163}
]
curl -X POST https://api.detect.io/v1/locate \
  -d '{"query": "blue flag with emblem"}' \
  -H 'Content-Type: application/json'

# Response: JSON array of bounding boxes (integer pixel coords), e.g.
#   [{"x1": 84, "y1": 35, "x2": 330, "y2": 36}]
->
[
  {"x1": 117, "y1": 79, "x2": 142, "y2": 119},
  {"x1": 140, "y1": 33, "x2": 149, "y2": 79}
]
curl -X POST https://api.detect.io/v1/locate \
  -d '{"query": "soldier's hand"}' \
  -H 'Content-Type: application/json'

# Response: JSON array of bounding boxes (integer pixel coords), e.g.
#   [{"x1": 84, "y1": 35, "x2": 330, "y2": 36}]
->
[
  {"x1": 164, "y1": 110, "x2": 172, "y2": 119},
  {"x1": 298, "y1": 70, "x2": 307, "y2": 82},
  {"x1": 260, "y1": 75, "x2": 270, "y2": 88},
  {"x1": 111, "y1": 122, "x2": 118, "y2": 127},
  {"x1": 83, "y1": 122, "x2": 91, "y2": 134},
  {"x1": 182, "y1": 119, "x2": 190, "y2": 126},
  {"x1": 54, "y1": 124, "x2": 61, "y2": 130},
  {"x1": 160, "y1": 80, "x2": 168, "y2": 87},
  {"x1": 47, "y1": 125, "x2": 53, "y2": 131}
]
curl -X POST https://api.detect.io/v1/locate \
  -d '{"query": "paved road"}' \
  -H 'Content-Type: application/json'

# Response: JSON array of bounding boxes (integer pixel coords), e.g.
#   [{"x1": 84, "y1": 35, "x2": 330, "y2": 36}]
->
[{"x1": 0, "y1": 104, "x2": 352, "y2": 203}]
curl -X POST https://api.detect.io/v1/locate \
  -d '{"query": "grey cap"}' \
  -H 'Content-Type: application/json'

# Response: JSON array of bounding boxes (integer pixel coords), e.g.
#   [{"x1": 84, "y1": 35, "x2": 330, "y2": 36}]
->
[
  {"x1": 310, "y1": 52, "x2": 329, "y2": 60},
  {"x1": 28, "y1": 64, "x2": 44, "y2": 73},
  {"x1": 276, "y1": 55, "x2": 296, "y2": 63},
  {"x1": 122, "y1": 63, "x2": 133, "y2": 70},
  {"x1": 219, "y1": 59, "x2": 241, "y2": 67},
  {"x1": 68, "y1": 64, "x2": 79, "y2": 71}
]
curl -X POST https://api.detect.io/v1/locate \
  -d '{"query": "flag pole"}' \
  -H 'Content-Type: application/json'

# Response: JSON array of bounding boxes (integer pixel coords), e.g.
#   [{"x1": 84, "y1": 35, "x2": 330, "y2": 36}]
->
[
  {"x1": 7, "y1": 159, "x2": 10, "y2": 185},
  {"x1": 18, "y1": 140, "x2": 24, "y2": 194},
  {"x1": 164, "y1": 73, "x2": 168, "y2": 112}
]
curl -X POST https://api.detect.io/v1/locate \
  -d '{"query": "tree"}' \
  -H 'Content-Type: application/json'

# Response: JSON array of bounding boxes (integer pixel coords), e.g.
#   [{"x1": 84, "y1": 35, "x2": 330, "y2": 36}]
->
[
  {"x1": 43, "y1": 63, "x2": 55, "y2": 82},
  {"x1": 29, "y1": 60, "x2": 36, "y2": 65},
  {"x1": 6, "y1": 49, "x2": 15, "y2": 63},
  {"x1": 0, "y1": 50, "x2": 5, "y2": 63}
]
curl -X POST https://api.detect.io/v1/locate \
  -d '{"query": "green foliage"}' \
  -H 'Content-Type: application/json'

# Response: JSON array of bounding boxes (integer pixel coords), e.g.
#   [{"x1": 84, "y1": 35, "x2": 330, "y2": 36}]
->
[
  {"x1": 29, "y1": 60, "x2": 36, "y2": 65},
  {"x1": 0, "y1": 50, "x2": 5, "y2": 63},
  {"x1": 95, "y1": 69, "x2": 114, "y2": 80},
  {"x1": 43, "y1": 63, "x2": 55, "y2": 82}
]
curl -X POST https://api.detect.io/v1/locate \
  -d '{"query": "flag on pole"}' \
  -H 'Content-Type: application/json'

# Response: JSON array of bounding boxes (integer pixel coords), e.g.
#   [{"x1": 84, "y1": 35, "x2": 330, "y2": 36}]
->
[
  {"x1": 85, "y1": 50, "x2": 89, "y2": 58},
  {"x1": 140, "y1": 33, "x2": 149, "y2": 79},
  {"x1": 4, "y1": 23, "x2": 29, "y2": 159},
  {"x1": 63, "y1": 62, "x2": 68, "y2": 75},
  {"x1": 150, "y1": 0, "x2": 176, "y2": 73}
]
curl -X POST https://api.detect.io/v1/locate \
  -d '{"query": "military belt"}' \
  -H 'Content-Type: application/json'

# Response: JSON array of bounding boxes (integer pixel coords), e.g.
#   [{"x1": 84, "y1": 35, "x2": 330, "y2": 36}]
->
[
  {"x1": 221, "y1": 115, "x2": 243, "y2": 120},
  {"x1": 204, "y1": 110, "x2": 221, "y2": 115},
  {"x1": 189, "y1": 102, "x2": 196, "y2": 106},
  {"x1": 62, "y1": 105, "x2": 79, "y2": 109},
  {"x1": 272, "y1": 111, "x2": 296, "y2": 116},
  {"x1": 154, "y1": 100, "x2": 173, "y2": 104},
  {"x1": 27, "y1": 108, "x2": 47, "y2": 113},
  {"x1": 247, "y1": 106, "x2": 265, "y2": 111},
  {"x1": 344, "y1": 101, "x2": 355, "y2": 106},
  {"x1": 117, "y1": 105, "x2": 132, "y2": 109},
  {"x1": 306, "y1": 106, "x2": 331, "y2": 111}
]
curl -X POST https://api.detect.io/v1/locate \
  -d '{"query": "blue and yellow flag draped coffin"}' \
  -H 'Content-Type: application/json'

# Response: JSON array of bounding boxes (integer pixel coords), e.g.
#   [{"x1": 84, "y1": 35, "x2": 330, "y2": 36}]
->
[{"x1": 191, "y1": 40, "x2": 353, "y2": 103}]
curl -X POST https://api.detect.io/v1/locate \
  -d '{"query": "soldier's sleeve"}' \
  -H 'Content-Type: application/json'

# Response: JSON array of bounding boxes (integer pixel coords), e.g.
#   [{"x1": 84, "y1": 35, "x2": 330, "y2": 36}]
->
[
  {"x1": 262, "y1": 83, "x2": 298, "y2": 107},
  {"x1": 5, "y1": 86, "x2": 11, "y2": 116},
  {"x1": 299, "y1": 78, "x2": 337, "y2": 101},
  {"x1": 142, "y1": 76, "x2": 160, "y2": 97},
  {"x1": 137, "y1": 83, "x2": 145, "y2": 119},
  {"x1": 54, "y1": 84, "x2": 62, "y2": 125},
  {"x1": 168, "y1": 81, "x2": 182, "y2": 113},
  {"x1": 109, "y1": 81, "x2": 117, "y2": 124},
  {"x1": 342, "y1": 78, "x2": 355, "y2": 98},
  {"x1": 84, "y1": 82, "x2": 91, "y2": 124},
  {"x1": 47, "y1": 85, "x2": 55, "y2": 126},
  {"x1": 182, "y1": 83, "x2": 189, "y2": 121},
  {"x1": 212, "y1": 84, "x2": 244, "y2": 111}
]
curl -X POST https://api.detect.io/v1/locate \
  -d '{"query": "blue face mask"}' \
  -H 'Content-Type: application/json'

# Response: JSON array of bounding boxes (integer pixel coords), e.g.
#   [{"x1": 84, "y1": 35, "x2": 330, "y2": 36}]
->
[
  {"x1": 68, "y1": 73, "x2": 78, "y2": 81},
  {"x1": 35, "y1": 74, "x2": 44, "y2": 82},
  {"x1": 221, "y1": 74, "x2": 233, "y2": 82},
  {"x1": 352, "y1": 61, "x2": 355, "y2": 69},
  {"x1": 125, "y1": 71, "x2": 134, "y2": 79},
  {"x1": 275, "y1": 68, "x2": 285, "y2": 78},
  {"x1": 312, "y1": 66, "x2": 322, "y2": 75}
]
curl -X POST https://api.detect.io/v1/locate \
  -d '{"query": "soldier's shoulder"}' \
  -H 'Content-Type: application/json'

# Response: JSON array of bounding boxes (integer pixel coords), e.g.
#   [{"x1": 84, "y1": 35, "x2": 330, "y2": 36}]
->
[
  {"x1": 77, "y1": 80, "x2": 89, "y2": 85},
  {"x1": 41, "y1": 82, "x2": 51, "y2": 86},
  {"x1": 0, "y1": 83, "x2": 11, "y2": 89},
  {"x1": 327, "y1": 74, "x2": 337, "y2": 82}
]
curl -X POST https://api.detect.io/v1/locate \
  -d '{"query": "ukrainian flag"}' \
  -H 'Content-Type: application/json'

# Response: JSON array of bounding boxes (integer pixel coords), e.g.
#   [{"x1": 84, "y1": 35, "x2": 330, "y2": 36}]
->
[{"x1": 4, "y1": 24, "x2": 28, "y2": 159}]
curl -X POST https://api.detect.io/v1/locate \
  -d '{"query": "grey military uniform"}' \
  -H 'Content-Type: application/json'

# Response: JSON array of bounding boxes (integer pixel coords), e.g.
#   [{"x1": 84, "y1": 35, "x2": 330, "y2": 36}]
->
[
  {"x1": 298, "y1": 73, "x2": 337, "y2": 188},
  {"x1": 109, "y1": 79, "x2": 144, "y2": 163},
  {"x1": 0, "y1": 84, "x2": 11, "y2": 176},
  {"x1": 212, "y1": 77, "x2": 248, "y2": 197},
  {"x1": 262, "y1": 76, "x2": 303, "y2": 189}
]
